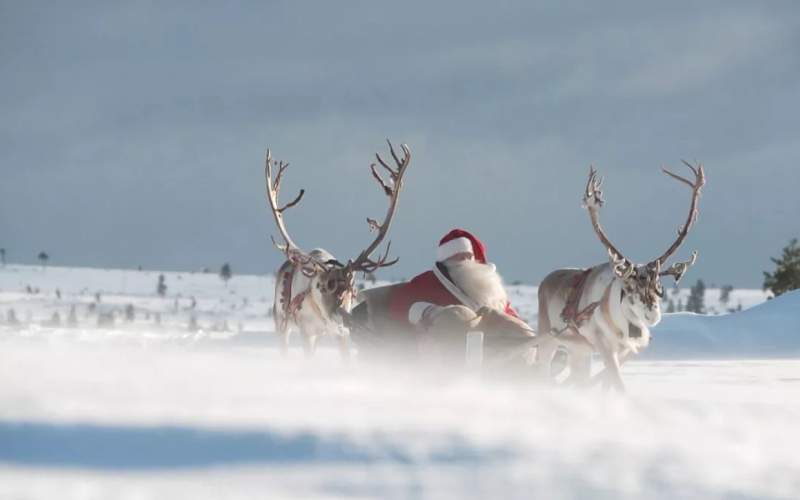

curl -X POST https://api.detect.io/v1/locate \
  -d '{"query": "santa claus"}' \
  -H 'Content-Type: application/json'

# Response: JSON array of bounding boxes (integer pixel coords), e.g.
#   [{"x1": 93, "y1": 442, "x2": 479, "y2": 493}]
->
[{"x1": 387, "y1": 229, "x2": 525, "y2": 334}]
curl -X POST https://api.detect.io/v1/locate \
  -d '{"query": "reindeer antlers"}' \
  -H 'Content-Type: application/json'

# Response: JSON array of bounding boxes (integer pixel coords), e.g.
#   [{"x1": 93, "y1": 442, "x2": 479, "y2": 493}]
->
[
  {"x1": 582, "y1": 161, "x2": 705, "y2": 283},
  {"x1": 583, "y1": 166, "x2": 634, "y2": 277},
  {"x1": 654, "y1": 160, "x2": 705, "y2": 268},
  {"x1": 658, "y1": 250, "x2": 698, "y2": 284},
  {"x1": 266, "y1": 151, "x2": 305, "y2": 217},
  {"x1": 264, "y1": 149, "x2": 325, "y2": 276},
  {"x1": 263, "y1": 141, "x2": 411, "y2": 277},
  {"x1": 349, "y1": 140, "x2": 412, "y2": 273}
]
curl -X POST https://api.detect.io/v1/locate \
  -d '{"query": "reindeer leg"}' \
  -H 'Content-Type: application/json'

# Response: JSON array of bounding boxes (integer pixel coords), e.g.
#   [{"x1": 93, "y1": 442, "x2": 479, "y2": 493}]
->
[
  {"x1": 590, "y1": 348, "x2": 632, "y2": 386},
  {"x1": 274, "y1": 315, "x2": 290, "y2": 358},
  {"x1": 337, "y1": 332, "x2": 351, "y2": 362},
  {"x1": 280, "y1": 329, "x2": 291, "y2": 357},
  {"x1": 564, "y1": 344, "x2": 593, "y2": 386},
  {"x1": 595, "y1": 336, "x2": 625, "y2": 392},
  {"x1": 302, "y1": 332, "x2": 317, "y2": 359},
  {"x1": 533, "y1": 335, "x2": 558, "y2": 383}
]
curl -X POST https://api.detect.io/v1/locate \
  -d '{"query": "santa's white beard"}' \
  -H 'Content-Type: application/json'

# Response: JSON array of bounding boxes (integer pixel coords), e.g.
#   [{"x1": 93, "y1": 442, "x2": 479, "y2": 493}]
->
[{"x1": 445, "y1": 260, "x2": 508, "y2": 310}]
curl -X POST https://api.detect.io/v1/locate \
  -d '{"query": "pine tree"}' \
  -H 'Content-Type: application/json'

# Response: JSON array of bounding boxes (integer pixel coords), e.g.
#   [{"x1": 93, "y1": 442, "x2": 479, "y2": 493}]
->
[
  {"x1": 686, "y1": 279, "x2": 706, "y2": 314},
  {"x1": 719, "y1": 285, "x2": 734, "y2": 305},
  {"x1": 38, "y1": 251, "x2": 49, "y2": 268},
  {"x1": 157, "y1": 274, "x2": 167, "y2": 297},
  {"x1": 220, "y1": 263, "x2": 232, "y2": 286},
  {"x1": 763, "y1": 238, "x2": 800, "y2": 297}
]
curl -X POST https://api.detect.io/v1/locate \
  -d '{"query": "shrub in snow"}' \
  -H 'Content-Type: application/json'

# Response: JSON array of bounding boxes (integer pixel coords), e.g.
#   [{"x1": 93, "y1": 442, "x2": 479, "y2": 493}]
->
[
  {"x1": 97, "y1": 311, "x2": 115, "y2": 327},
  {"x1": 6, "y1": 308, "x2": 19, "y2": 325},
  {"x1": 124, "y1": 304, "x2": 135, "y2": 322}
]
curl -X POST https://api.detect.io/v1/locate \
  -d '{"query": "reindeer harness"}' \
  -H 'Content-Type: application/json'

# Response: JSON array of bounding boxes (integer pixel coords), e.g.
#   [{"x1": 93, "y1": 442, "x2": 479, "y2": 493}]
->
[
  {"x1": 560, "y1": 269, "x2": 600, "y2": 331},
  {"x1": 277, "y1": 265, "x2": 324, "y2": 331},
  {"x1": 558, "y1": 268, "x2": 640, "y2": 349}
]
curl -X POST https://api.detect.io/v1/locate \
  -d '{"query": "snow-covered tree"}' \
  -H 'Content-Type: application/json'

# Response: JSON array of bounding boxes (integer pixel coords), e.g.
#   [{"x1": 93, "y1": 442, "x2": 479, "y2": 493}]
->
[{"x1": 763, "y1": 238, "x2": 800, "y2": 297}]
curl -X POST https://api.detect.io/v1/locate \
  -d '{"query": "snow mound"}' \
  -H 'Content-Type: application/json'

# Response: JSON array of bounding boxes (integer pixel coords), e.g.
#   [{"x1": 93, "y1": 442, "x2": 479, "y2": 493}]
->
[{"x1": 648, "y1": 290, "x2": 800, "y2": 358}]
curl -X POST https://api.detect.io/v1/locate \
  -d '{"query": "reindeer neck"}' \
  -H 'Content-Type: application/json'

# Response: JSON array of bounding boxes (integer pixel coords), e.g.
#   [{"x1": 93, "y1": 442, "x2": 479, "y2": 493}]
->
[{"x1": 577, "y1": 263, "x2": 618, "y2": 308}]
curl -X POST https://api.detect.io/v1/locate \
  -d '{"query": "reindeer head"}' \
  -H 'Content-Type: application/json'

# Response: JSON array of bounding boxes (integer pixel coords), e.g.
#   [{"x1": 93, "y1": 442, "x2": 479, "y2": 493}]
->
[
  {"x1": 609, "y1": 258, "x2": 665, "y2": 326},
  {"x1": 583, "y1": 162, "x2": 705, "y2": 327},
  {"x1": 264, "y1": 141, "x2": 411, "y2": 320},
  {"x1": 296, "y1": 251, "x2": 353, "y2": 318}
]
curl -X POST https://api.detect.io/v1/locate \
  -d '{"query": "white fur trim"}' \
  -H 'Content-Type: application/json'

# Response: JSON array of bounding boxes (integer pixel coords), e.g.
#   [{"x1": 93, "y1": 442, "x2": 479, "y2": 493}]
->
[
  {"x1": 437, "y1": 237, "x2": 473, "y2": 261},
  {"x1": 431, "y1": 265, "x2": 480, "y2": 311},
  {"x1": 408, "y1": 302, "x2": 434, "y2": 325}
]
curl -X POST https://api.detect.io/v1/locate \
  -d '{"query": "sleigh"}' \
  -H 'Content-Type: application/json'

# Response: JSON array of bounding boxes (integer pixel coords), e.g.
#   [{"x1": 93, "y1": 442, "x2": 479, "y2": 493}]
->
[{"x1": 346, "y1": 284, "x2": 542, "y2": 374}]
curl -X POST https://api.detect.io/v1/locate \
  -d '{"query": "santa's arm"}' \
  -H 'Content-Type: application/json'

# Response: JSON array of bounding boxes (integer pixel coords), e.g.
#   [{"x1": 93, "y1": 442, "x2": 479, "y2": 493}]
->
[
  {"x1": 477, "y1": 305, "x2": 535, "y2": 336},
  {"x1": 408, "y1": 302, "x2": 436, "y2": 327}
]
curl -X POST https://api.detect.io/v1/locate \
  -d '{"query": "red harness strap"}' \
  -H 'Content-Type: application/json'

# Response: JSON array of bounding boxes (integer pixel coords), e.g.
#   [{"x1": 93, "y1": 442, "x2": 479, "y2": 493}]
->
[
  {"x1": 277, "y1": 264, "x2": 317, "y2": 329},
  {"x1": 561, "y1": 269, "x2": 593, "y2": 325},
  {"x1": 287, "y1": 290, "x2": 309, "y2": 316},
  {"x1": 557, "y1": 268, "x2": 602, "y2": 341},
  {"x1": 277, "y1": 267, "x2": 292, "y2": 332}
]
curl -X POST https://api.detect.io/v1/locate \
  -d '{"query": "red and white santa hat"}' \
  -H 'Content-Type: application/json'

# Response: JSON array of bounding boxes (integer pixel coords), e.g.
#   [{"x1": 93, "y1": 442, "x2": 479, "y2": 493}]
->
[{"x1": 437, "y1": 228, "x2": 487, "y2": 264}]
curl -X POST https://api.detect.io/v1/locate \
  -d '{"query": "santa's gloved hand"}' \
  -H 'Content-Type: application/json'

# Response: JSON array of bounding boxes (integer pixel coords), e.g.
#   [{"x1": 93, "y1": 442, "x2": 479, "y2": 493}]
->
[
  {"x1": 417, "y1": 304, "x2": 443, "y2": 332},
  {"x1": 413, "y1": 304, "x2": 481, "y2": 334},
  {"x1": 408, "y1": 302, "x2": 440, "y2": 332},
  {"x1": 476, "y1": 306, "x2": 535, "y2": 337}
]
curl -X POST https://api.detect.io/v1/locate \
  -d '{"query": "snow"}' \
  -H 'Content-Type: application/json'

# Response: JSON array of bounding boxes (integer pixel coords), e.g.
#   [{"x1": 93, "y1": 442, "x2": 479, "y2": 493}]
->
[
  {"x1": 647, "y1": 290, "x2": 800, "y2": 358},
  {"x1": 1, "y1": 264, "x2": 799, "y2": 499}
]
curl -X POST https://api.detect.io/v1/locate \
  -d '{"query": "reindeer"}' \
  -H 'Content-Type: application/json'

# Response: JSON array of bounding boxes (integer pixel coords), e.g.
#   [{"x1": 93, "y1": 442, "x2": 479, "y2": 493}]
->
[
  {"x1": 536, "y1": 161, "x2": 705, "y2": 391},
  {"x1": 264, "y1": 141, "x2": 411, "y2": 359}
]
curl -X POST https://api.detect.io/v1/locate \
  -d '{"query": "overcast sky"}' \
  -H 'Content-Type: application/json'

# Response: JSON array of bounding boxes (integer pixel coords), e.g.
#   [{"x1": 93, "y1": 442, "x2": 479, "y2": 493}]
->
[{"x1": 1, "y1": 1, "x2": 798, "y2": 288}]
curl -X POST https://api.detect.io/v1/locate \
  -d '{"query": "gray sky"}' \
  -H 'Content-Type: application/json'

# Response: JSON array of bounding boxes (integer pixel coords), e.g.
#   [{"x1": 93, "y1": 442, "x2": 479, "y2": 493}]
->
[{"x1": 1, "y1": 1, "x2": 798, "y2": 288}]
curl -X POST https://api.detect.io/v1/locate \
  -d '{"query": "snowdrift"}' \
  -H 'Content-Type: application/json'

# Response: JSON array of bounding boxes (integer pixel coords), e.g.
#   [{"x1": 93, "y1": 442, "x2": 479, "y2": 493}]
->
[{"x1": 648, "y1": 290, "x2": 800, "y2": 358}]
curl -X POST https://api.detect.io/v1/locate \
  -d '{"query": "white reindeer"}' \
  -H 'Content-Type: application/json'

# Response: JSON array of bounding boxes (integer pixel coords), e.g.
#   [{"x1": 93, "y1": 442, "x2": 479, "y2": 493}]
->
[
  {"x1": 536, "y1": 162, "x2": 705, "y2": 390},
  {"x1": 264, "y1": 141, "x2": 411, "y2": 359}
]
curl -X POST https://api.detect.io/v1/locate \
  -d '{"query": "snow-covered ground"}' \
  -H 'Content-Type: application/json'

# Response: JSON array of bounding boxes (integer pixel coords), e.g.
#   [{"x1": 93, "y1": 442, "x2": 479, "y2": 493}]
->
[
  {"x1": 1, "y1": 264, "x2": 798, "y2": 499},
  {"x1": 0, "y1": 263, "x2": 772, "y2": 338}
]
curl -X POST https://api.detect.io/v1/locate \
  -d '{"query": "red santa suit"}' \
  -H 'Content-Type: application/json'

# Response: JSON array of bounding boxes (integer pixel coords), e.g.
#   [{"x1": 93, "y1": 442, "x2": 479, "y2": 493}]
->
[{"x1": 388, "y1": 229, "x2": 519, "y2": 328}]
